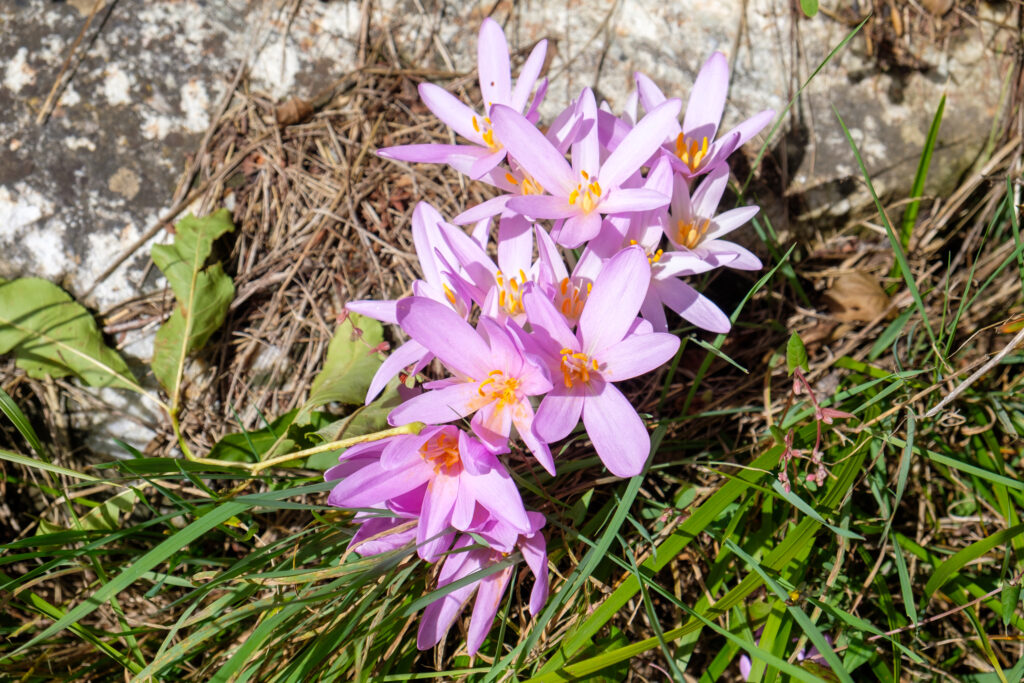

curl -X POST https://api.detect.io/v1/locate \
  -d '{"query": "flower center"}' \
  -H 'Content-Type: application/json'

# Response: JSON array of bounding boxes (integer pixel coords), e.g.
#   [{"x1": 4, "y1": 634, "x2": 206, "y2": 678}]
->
[
  {"x1": 675, "y1": 133, "x2": 709, "y2": 173},
  {"x1": 676, "y1": 217, "x2": 712, "y2": 249},
  {"x1": 568, "y1": 170, "x2": 602, "y2": 213},
  {"x1": 495, "y1": 269, "x2": 528, "y2": 316},
  {"x1": 419, "y1": 430, "x2": 461, "y2": 474},
  {"x1": 504, "y1": 171, "x2": 544, "y2": 196},
  {"x1": 629, "y1": 239, "x2": 663, "y2": 265},
  {"x1": 559, "y1": 348, "x2": 599, "y2": 388},
  {"x1": 477, "y1": 369, "x2": 521, "y2": 407},
  {"x1": 472, "y1": 115, "x2": 501, "y2": 151},
  {"x1": 554, "y1": 276, "x2": 591, "y2": 323}
]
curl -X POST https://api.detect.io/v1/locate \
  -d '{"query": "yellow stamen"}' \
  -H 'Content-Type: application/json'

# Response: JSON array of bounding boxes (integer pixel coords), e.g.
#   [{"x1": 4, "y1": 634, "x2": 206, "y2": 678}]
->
[
  {"x1": 677, "y1": 217, "x2": 712, "y2": 249},
  {"x1": 675, "y1": 133, "x2": 710, "y2": 172},
  {"x1": 419, "y1": 430, "x2": 461, "y2": 474},
  {"x1": 559, "y1": 348, "x2": 600, "y2": 388}
]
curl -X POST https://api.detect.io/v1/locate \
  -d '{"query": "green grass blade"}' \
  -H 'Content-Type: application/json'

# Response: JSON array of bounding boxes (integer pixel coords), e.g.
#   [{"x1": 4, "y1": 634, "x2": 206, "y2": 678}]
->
[
  {"x1": 0, "y1": 448, "x2": 102, "y2": 482},
  {"x1": 924, "y1": 523, "x2": 1024, "y2": 599},
  {"x1": 832, "y1": 106, "x2": 939, "y2": 356},
  {"x1": 899, "y1": 95, "x2": 945, "y2": 249}
]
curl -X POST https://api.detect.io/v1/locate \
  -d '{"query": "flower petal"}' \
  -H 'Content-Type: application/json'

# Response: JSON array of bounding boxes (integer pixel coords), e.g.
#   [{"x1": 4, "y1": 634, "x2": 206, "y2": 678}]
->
[
  {"x1": 346, "y1": 299, "x2": 398, "y2": 324},
  {"x1": 467, "y1": 565, "x2": 514, "y2": 655},
  {"x1": 657, "y1": 277, "x2": 731, "y2": 333},
  {"x1": 533, "y1": 390, "x2": 584, "y2": 443},
  {"x1": 388, "y1": 381, "x2": 481, "y2": 426},
  {"x1": 579, "y1": 246, "x2": 650, "y2": 353},
  {"x1": 598, "y1": 332, "x2": 679, "y2": 381},
  {"x1": 582, "y1": 383, "x2": 650, "y2": 477},
  {"x1": 396, "y1": 297, "x2": 492, "y2": 377},
  {"x1": 635, "y1": 71, "x2": 667, "y2": 113},
  {"x1": 700, "y1": 240, "x2": 763, "y2": 270},
  {"x1": 328, "y1": 459, "x2": 432, "y2": 509},
  {"x1": 419, "y1": 83, "x2": 484, "y2": 143},
  {"x1": 682, "y1": 52, "x2": 729, "y2": 142},
  {"x1": 704, "y1": 205, "x2": 759, "y2": 241},
  {"x1": 477, "y1": 18, "x2": 512, "y2": 106},
  {"x1": 365, "y1": 338, "x2": 425, "y2": 404},
  {"x1": 519, "y1": 529, "x2": 549, "y2": 615},
  {"x1": 552, "y1": 210, "x2": 602, "y2": 248},
  {"x1": 522, "y1": 286, "x2": 577, "y2": 351},
  {"x1": 464, "y1": 466, "x2": 531, "y2": 532},
  {"x1": 490, "y1": 104, "x2": 575, "y2": 195},
  {"x1": 599, "y1": 98, "x2": 681, "y2": 189},
  {"x1": 598, "y1": 188, "x2": 670, "y2": 215},
  {"x1": 417, "y1": 474, "x2": 460, "y2": 561},
  {"x1": 378, "y1": 143, "x2": 491, "y2": 175},
  {"x1": 511, "y1": 39, "x2": 548, "y2": 112}
]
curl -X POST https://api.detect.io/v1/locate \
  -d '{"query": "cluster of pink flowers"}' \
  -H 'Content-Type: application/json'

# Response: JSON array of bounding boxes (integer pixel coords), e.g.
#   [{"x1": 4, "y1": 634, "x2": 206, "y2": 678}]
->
[{"x1": 325, "y1": 19, "x2": 772, "y2": 655}]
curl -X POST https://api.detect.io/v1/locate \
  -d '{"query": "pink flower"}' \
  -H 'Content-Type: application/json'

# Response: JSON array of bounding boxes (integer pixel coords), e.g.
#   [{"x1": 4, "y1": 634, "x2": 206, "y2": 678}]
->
[
  {"x1": 489, "y1": 89, "x2": 679, "y2": 248},
  {"x1": 388, "y1": 297, "x2": 556, "y2": 474},
  {"x1": 523, "y1": 246, "x2": 680, "y2": 476},
  {"x1": 417, "y1": 512, "x2": 548, "y2": 655},
  {"x1": 378, "y1": 18, "x2": 548, "y2": 179},
  {"x1": 665, "y1": 164, "x2": 761, "y2": 270},
  {"x1": 635, "y1": 53, "x2": 774, "y2": 180},
  {"x1": 347, "y1": 202, "x2": 478, "y2": 403},
  {"x1": 326, "y1": 425, "x2": 530, "y2": 562}
]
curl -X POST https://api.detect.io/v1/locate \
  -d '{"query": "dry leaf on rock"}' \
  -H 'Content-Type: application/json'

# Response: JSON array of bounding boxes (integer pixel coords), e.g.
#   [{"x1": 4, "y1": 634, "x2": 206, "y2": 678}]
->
[
  {"x1": 275, "y1": 97, "x2": 314, "y2": 127},
  {"x1": 823, "y1": 271, "x2": 892, "y2": 323}
]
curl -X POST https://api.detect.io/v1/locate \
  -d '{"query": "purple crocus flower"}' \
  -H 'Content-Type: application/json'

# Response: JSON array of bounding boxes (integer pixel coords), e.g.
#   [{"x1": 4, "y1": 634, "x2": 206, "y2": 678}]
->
[
  {"x1": 326, "y1": 425, "x2": 530, "y2": 562},
  {"x1": 635, "y1": 54, "x2": 774, "y2": 180},
  {"x1": 489, "y1": 88, "x2": 679, "y2": 248},
  {"x1": 583, "y1": 158, "x2": 733, "y2": 333},
  {"x1": 665, "y1": 164, "x2": 762, "y2": 270},
  {"x1": 378, "y1": 18, "x2": 548, "y2": 179},
  {"x1": 347, "y1": 201, "x2": 477, "y2": 403},
  {"x1": 522, "y1": 246, "x2": 680, "y2": 476},
  {"x1": 388, "y1": 297, "x2": 556, "y2": 474},
  {"x1": 417, "y1": 512, "x2": 548, "y2": 655}
]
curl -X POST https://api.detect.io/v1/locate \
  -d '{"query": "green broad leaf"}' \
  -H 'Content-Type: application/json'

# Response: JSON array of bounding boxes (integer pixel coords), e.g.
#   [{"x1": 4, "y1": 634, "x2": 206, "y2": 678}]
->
[
  {"x1": 207, "y1": 410, "x2": 301, "y2": 463},
  {"x1": 786, "y1": 331, "x2": 809, "y2": 376},
  {"x1": 305, "y1": 313, "x2": 384, "y2": 409},
  {"x1": 80, "y1": 489, "x2": 139, "y2": 531},
  {"x1": 150, "y1": 210, "x2": 235, "y2": 402},
  {"x1": 1002, "y1": 582, "x2": 1021, "y2": 626},
  {"x1": 800, "y1": 0, "x2": 818, "y2": 17},
  {"x1": 0, "y1": 278, "x2": 139, "y2": 391}
]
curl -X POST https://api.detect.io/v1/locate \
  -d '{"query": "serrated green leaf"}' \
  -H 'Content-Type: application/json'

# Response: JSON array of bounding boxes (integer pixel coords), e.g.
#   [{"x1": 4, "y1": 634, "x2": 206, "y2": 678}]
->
[
  {"x1": 800, "y1": 0, "x2": 818, "y2": 17},
  {"x1": 151, "y1": 210, "x2": 235, "y2": 403},
  {"x1": 304, "y1": 313, "x2": 384, "y2": 409},
  {"x1": 786, "y1": 331, "x2": 809, "y2": 376},
  {"x1": 0, "y1": 278, "x2": 139, "y2": 391}
]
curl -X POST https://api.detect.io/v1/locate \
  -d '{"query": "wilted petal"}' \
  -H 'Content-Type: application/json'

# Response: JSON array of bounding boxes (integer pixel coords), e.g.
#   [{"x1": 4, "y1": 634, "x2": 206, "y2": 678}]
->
[
  {"x1": 582, "y1": 383, "x2": 650, "y2": 477},
  {"x1": 598, "y1": 332, "x2": 679, "y2": 381}
]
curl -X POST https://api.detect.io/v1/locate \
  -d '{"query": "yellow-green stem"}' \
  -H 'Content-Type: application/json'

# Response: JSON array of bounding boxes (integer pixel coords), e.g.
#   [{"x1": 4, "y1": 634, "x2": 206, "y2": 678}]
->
[{"x1": 250, "y1": 422, "x2": 425, "y2": 474}]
